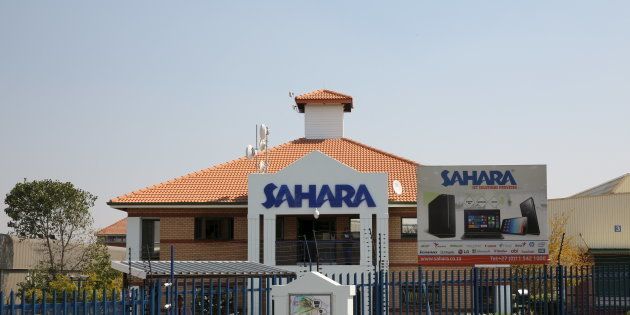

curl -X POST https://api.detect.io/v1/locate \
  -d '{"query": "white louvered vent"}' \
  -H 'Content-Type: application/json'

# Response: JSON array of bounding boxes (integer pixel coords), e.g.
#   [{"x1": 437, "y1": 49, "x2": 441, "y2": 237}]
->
[{"x1": 304, "y1": 104, "x2": 344, "y2": 139}]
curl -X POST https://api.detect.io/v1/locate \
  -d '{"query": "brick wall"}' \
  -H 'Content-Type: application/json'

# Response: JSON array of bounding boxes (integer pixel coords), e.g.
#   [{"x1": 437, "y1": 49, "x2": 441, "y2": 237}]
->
[
  {"x1": 161, "y1": 217, "x2": 194, "y2": 240},
  {"x1": 159, "y1": 241, "x2": 248, "y2": 261},
  {"x1": 283, "y1": 216, "x2": 297, "y2": 240},
  {"x1": 129, "y1": 207, "x2": 424, "y2": 269},
  {"x1": 234, "y1": 216, "x2": 248, "y2": 240},
  {"x1": 388, "y1": 207, "x2": 418, "y2": 271},
  {"x1": 129, "y1": 208, "x2": 248, "y2": 261}
]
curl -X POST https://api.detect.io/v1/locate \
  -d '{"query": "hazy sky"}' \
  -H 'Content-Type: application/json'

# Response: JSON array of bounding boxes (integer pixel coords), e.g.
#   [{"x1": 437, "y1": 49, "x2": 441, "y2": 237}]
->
[{"x1": 1, "y1": 1, "x2": 629, "y2": 233}]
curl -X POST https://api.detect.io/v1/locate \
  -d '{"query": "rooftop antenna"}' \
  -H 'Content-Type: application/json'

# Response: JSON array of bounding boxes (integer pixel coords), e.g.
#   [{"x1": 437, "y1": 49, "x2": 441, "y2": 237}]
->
[
  {"x1": 245, "y1": 123, "x2": 270, "y2": 173},
  {"x1": 289, "y1": 91, "x2": 299, "y2": 112}
]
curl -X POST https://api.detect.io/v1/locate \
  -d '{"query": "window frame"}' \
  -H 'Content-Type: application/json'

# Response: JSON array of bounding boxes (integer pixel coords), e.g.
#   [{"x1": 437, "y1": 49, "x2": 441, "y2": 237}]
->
[
  {"x1": 194, "y1": 217, "x2": 235, "y2": 241},
  {"x1": 401, "y1": 217, "x2": 418, "y2": 239},
  {"x1": 141, "y1": 219, "x2": 160, "y2": 260}
]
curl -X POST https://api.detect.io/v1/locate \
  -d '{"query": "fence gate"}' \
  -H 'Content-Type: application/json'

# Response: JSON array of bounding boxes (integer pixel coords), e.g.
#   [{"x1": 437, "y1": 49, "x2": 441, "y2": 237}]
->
[{"x1": 2, "y1": 264, "x2": 630, "y2": 314}]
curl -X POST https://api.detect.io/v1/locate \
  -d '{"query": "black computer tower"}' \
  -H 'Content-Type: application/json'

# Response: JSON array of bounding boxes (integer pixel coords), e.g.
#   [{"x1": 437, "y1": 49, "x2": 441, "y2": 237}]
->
[{"x1": 428, "y1": 194, "x2": 456, "y2": 238}]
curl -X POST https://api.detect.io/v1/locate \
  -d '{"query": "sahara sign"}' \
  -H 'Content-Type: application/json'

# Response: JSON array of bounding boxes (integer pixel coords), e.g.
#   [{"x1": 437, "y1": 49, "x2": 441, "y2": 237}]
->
[
  {"x1": 262, "y1": 183, "x2": 376, "y2": 209},
  {"x1": 440, "y1": 169, "x2": 517, "y2": 187}
]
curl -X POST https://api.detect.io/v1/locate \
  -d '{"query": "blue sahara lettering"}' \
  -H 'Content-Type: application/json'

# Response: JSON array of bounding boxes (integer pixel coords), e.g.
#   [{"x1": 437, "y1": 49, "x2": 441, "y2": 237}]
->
[
  {"x1": 262, "y1": 184, "x2": 376, "y2": 209},
  {"x1": 440, "y1": 170, "x2": 517, "y2": 187}
]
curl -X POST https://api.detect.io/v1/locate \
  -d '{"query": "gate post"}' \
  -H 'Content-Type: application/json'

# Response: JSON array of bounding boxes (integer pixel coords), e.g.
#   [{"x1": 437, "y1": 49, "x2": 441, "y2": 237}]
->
[
  {"x1": 557, "y1": 265, "x2": 564, "y2": 315},
  {"x1": 472, "y1": 267, "x2": 479, "y2": 315}
]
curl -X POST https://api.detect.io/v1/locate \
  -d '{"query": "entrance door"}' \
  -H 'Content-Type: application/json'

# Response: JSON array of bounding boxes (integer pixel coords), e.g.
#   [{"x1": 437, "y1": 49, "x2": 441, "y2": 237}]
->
[
  {"x1": 297, "y1": 218, "x2": 336, "y2": 264},
  {"x1": 297, "y1": 218, "x2": 336, "y2": 240}
]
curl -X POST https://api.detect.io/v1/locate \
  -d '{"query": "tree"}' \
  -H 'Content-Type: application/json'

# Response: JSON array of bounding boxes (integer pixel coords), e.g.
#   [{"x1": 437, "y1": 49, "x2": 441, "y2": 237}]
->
[
  {"x1": 18, "y1": 242, "x2": 122, "y2": 301},
  {"x1": 82, "y1": 241, "x2": 123, "y2": 299},
  {"x1": 4, "y1": 179, "x2": 96, "y2": 274},
  {"x1": 548, "y1": 209, "x2": 591, "y2": 266}
]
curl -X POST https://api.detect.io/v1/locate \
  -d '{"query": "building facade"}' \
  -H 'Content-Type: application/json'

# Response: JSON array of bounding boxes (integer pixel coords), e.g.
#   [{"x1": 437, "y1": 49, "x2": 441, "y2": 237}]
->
[
  {"x1": 108, "y1": 89, "x2": 420, "y2": 274},
  {"x1": 549, "y1": 174, "x2": 630, "y2": 264},
  {"x1": 96, "y1": 218, "x2": 127, "y2": 247}
]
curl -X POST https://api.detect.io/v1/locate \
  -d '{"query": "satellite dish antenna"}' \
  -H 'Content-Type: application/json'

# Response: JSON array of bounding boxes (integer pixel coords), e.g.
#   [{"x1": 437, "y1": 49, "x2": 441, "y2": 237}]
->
[
  {"x1": 258, "y1": 138, "x2": 267, "y2": 151},
  {"x1": 245, "y1": 145, "x2": 256, "y2": 159},
  {"x1": 259, "y1": 124, "x2": 269, "y2": 141},
  {"x1": 392, "y1": 180, "x2": 403, "y2": 195},
  {"x1": 258, "y1": 160, "x2": 268, "y2": 173}
]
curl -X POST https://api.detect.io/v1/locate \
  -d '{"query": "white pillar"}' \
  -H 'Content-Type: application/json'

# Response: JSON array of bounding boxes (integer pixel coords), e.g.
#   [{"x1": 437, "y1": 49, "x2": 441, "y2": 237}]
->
[
  {"x1": 375, "y1": 213, "x2": 389, "y2": 271},
  {"x1": 126, "y1": 217, "x2": 141, "y2": 261},
  {"x1": 359, "y1": 213, "x2": 372, "y2": 267},
  {"x1": 247, "y1": 216, "x2": 260, "y2": 262},
  {"x1": 247, "y1": 215, "x2": 263, "y2": 313},
  {"x1": 263, "y1": 214, "x2": 276, "y2": 265}
]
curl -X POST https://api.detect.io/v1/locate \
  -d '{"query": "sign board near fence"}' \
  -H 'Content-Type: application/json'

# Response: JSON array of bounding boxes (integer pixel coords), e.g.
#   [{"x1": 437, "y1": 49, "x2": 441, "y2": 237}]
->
[{"x1": 417, "y1": 165, "x2": 549, "y2": 266}]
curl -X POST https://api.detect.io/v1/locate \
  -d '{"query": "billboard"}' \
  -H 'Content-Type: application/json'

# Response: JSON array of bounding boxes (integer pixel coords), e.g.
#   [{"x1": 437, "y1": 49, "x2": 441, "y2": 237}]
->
[{"x1": 417, "y1": 165, "x2": 548, "y2": 266}]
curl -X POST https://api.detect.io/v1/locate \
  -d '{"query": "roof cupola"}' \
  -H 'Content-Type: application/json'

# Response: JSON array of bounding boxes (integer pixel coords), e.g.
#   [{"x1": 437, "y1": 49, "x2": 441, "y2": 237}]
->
[{"x1": 294, "y1": 89, "x2": 353, "y2": 139}]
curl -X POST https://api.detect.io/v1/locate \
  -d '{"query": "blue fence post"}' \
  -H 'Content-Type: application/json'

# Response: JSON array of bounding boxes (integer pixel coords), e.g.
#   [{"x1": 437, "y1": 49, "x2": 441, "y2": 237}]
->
[
  {"x1": 101, "y1": 288, "x2": 106, "y2": 315},
  {"x1": 62, "y1": 290, "x2": 67, "y2": 315},
  {"x1": 192, "y1": 278, "x2": 197, "y2": 314},
  {"x1": 19, "y1": 288, "x2": 25, "y2": 315},
  {"x1": 91, "y1": 289, "x2": 97, "y2": 315},
  {"x1": 9, "y1": 291, "x2": 14, "y2": 315},
  {"x1": 241, "y1": 278, "x2": 247, "y2": 315},
  {"x1": 31, "y1": 288, "x2": 37, "y2": 314},
  {"x1": 360, "y1": 272, "x2": 365, "y2": 315},
  {"x1": 211, "y1": 278, "x2": 216, "y2": 315},
  {"x1": 42, "y1": 290, "x2": 47, "y2": 315},
  {"x1": 232, "y1": 278, "x2": 237, "y2": 315},
  {"x1": 183, "y1": 278, "x2": 188, "y2": 315},
  {"x1": 379, "y1": 271, "x2": 383, "y2": 315},
  {"x1": 112, "y1": 289, "x2": 117, "y2": 315},
  {"x1": 472, "y1": 267, "x2": 479, "y2": 315},
  {"x1": 52, "y1": 290, "x2": 57, "y2": 315},
  {"x1": 258, "y1": 276, "x2": 263, "y2": 315},
  {"x1": 249, "y1": 278, "x2": 253, "y2": 315},
  {"x1": 557, "y1": 265, "x2": 564, "y2": 315},
  {"x1": 72, "y1": 290, "x2": 77, "y2": 315},
  {"x1": 121, "y1": 289, "x2": 126, "y2": 315},
  {"x1": 82, "y1": 288, "x2": 87, "y2": 315},
  {"x1": 226, "y1": 278, "x2": 231, "y2": 315}
]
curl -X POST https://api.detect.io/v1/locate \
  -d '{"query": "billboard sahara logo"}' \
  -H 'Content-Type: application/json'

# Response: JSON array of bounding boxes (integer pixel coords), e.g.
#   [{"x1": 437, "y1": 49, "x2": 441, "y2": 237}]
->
[
  {"x1": 441, "y1": 170, "x2": 517, "y2": 187},
  {"x1": 262, "y1": 184, "x2": 376, "y2": 209}
]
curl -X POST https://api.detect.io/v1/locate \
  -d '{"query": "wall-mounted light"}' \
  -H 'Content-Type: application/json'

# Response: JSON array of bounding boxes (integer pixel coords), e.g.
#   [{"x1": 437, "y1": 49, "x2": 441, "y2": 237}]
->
[{"x1": 313, "y1": 208, "x2": 320, "y2": 219}]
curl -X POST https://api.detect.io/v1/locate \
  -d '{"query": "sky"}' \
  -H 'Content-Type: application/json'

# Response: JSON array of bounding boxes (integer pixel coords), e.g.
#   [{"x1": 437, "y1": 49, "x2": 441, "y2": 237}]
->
[{"x1": 1, "y1": 1, "x2": 629, "y2": 233}]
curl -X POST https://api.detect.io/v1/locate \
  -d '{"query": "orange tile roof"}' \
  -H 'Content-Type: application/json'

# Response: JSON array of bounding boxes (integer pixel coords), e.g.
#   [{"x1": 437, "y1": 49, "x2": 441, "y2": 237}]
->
[
  {"x1": 294, "y1": 89, "x2": 353, "y2": 112},
  {"x1": 97, "y1": 218, "x2": 127, "y2": 236},
  {"x1": 108, "y1": 138, "x2": 418, "y2": 207}
]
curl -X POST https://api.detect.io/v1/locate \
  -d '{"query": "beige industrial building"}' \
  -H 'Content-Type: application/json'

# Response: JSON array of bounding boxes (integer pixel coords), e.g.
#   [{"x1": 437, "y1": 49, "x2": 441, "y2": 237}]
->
[
  {"x1": 549, "y1": 174, "x2": 630, "y2": 264},
  {"x1": 0, "y1": 234, "x2": 127, "y2": 293}
]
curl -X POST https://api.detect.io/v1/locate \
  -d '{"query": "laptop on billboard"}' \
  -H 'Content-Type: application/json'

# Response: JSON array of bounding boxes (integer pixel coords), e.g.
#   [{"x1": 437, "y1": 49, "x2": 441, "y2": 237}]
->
[{"x1": 461, "y1": 209, "x2": 503, "y2": 239}]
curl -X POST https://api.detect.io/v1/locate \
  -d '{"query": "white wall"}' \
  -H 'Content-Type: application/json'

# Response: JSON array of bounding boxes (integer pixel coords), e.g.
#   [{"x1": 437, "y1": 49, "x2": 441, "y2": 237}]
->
[
  {"x1": 126, "y1": 217, "x2": 141, "y2": 260},
  {"x1": 304, "y1": 104, "x2": 344, "y2": 139},
  {"x1": 549, "y1": 193, "x2": 630, "y2": 249},
  {"x1": 272, "y1": 272, "x2": 355, "y2": 315}
]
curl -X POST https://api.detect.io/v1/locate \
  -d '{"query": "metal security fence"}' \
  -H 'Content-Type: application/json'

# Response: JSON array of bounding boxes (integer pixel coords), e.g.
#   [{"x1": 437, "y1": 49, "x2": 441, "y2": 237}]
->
[{"x1": 2, "y1": 264, "x2": 629, "y2": 314}]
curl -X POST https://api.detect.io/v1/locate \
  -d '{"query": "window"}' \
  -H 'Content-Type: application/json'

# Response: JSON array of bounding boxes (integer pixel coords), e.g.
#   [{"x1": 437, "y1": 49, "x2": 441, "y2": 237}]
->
[
  {"x1": 195, "y1": 217, "x2": 234, "y2": 240},
  {"x1": 276, "y1": 217, "x2": 284, "y2": 240},
  {"x1": 350, "y1": 218, "x2": 361, "y2": 239},
  {"x1": 141, "y1": 219, "x2": 160, "y2": 260},
  {"x1": 105, "y1": 235, "x2": 126, "y2": 243},
  {"x1": 401, "y1": 218, "x2": 417, "y2": 238}
]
